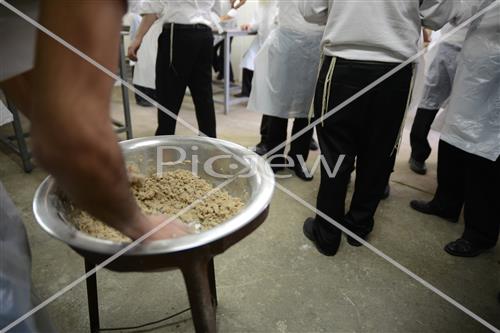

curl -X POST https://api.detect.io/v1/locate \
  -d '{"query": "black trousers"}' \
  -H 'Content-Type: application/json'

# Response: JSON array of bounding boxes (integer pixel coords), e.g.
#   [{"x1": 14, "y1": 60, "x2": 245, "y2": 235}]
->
[
  {"x1": 431, "y1": 140, "x2": 465, "y2": 219},
  {"x1": 410, "y1": 107, "x2": 439, "y2": 163},
  {"x1": 266, "y1": 116, "x2": 313, "y2": 163},
  {"x1": 432, "y1": 140, "x2": 500, "y2": 247},
  {"x1": 314, "y1": 57, "x2": 413, "y2": 239},
  {"x1": 155, "y1": 24, "x2": 216, "y2": 138},
  {"x1": 134, "y1": 84, "x2": 156, "y2": 104},
  {"x1": 213, "y1": 38, "x2": 234, "y2": 81},
  {"x1": 240, "y1": 68, "x2": 254, "y2": 97},
  {"x1": 259, "y1": 115, "x2": 271, "y2": 145}
]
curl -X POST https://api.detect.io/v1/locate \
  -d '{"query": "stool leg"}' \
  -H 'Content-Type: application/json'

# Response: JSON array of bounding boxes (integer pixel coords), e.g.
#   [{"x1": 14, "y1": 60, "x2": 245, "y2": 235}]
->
[
  {"x1": 181, "y1": 258, "x2": 216, "y2": 333},
  {"x1": 84, "y1": 259, "x2": 100, "y2": 333},
  {"x1": 7, "y1": 101, "x2": 33, "y2": 173},
  {"x1": 207, "y1": 258, "x2": 218, "y2": 308}
]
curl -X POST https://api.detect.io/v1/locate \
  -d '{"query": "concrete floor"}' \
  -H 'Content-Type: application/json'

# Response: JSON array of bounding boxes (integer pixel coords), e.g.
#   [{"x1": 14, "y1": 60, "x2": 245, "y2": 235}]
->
[{"x1": 1, "y1": 87, "x2": 499, "y2": 333}]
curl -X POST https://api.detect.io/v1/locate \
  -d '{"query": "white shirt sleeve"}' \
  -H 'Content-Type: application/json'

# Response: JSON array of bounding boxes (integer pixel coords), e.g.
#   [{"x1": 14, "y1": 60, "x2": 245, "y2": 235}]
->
[
  {"x1": 420, "y1": 0, "x2": 494, "y2": 30},
  {"x1": 298, "y1": 0, "x2": 329, "y2": 25},
  {"x1": 139, "y1": 0, "x2": 165, "y2": 15},
  {"x1": 227, "y1": 8, "x2": 238, "y2": 18},
  {"x1": 213, "y1": 0, "x2": 238, "y2": 17},
  {"x1": 212, "y1": 0, "x2": 224, "y2": 16}
]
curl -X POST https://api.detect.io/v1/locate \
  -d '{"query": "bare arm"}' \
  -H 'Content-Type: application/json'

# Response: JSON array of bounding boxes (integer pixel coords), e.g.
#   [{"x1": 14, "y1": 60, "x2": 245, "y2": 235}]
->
[
  {"x1": 423, "y1": 28, "x2": 432, "y2": 47},
  {"x1": 28, "y1": 0, "x2": 187, "y2": 240},
  {"x1": 127, "y1": 13, "x2": 158, "y2": 61}
]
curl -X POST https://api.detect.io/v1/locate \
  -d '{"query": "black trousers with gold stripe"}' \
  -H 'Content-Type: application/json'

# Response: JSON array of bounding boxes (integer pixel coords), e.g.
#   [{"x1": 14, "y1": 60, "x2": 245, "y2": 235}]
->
[{"x1": 313, "y1": 56, "x2": 414, "y2": 241}]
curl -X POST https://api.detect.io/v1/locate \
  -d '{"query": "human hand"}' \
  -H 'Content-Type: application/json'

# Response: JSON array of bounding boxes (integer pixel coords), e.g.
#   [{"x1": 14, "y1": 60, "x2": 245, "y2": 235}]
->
[
  {"x1": 127, "y1": 38, "x2": 142, "y2": 61},
  {"x1": 126, "y1": 214, "x2": 194, "y2": 242},
  {"x1": 220, "y1": 14, "x2": 232, "y2": 22},
  {"x1": 423, "y1": 28, "x2": 432, "y2": 48},
  {"x1": 241, "y1": 23, "x2": 252, "y2": 31},
  {"x1": 145, "y1": 215, "x2": 195, "y2": 242}
]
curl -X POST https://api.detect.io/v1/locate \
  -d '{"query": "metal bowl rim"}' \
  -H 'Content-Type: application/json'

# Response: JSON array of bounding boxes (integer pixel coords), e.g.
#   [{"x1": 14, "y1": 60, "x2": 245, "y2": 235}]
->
[{"x1": 32, "y1": 136, "x2": 275, "y2": 256}]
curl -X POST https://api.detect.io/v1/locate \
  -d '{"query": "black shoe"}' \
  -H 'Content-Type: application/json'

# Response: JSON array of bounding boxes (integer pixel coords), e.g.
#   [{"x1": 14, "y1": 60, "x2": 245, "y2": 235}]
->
[
  {"x1": 272, "y1": 166, "x2": 284, "y2": 174},
  {"x1": 409, "y1": 157, "x2": 427, "y2": 175},
  {"x1": 410, "y1": 200, "x2": 459, "y2": 223},
  {"x1": 444, "y1": 238, "x2": 490, "y2": 257},
  {"x1": 234, "y1": 92, "x2": 249, "y2": 98},
  {"x1": 303, "y1": 218, "x2": 340, "y2": 256},
  {"x1": 381, "y1": 184, "x2": 390, "y2": 200},
  {"x1": 253, "y1": 143, "x2": 268, "y2": 156},
  {"x1": 310, "y1": 138, "x2": 319, "y2": 151},
  {"x1": 288, "y1": 163, "x2": 314, "y2": 181},
  {"x1": 343, "y1": 218, "x2": 369, "y2": 247},
  {"x1": 347, "y1": 234, "x2": 367, "y2": 247}
]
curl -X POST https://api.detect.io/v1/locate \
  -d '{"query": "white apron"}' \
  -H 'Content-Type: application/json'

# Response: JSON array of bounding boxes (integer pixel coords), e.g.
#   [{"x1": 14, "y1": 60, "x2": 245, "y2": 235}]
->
[
  {"x1": 240, "y1": 1, "x2": 278, "y2": 71},
  {"x1": 247, "y1": 28, "x2": 323, "y2": 119},
  {"x1": 419, "y1": 24, "x2": 468, "y2": 110},
  {"x1": 441, "y1": 8, "x2": 500, "y2": 162},
  {"x1": 132, "y1": 19, "x2": 163, "y2": 89},
  {"x1": 418, "y1": 41, "x2": 463, "y2": 110}
]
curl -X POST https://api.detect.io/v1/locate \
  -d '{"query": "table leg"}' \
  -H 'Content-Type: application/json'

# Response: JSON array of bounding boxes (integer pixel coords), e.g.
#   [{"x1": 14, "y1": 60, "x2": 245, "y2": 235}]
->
[
  {"x1": 181, "y1": 258, "x2": 217, "y2": 333},
  {"x1": 119, "y1": 35, "x2": 133, "y2": 140},
  {"x1": 84, "y1": 259, "x2": 100, "y2": 333},
  {"x1": 223, "y1": 34, "x2": 231, "y2": 115}
]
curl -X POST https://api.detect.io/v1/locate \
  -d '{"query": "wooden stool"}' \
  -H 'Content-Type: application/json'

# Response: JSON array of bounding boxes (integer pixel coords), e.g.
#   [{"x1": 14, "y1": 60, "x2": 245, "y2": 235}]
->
[{"x1": 78, "y1": 207, "x2": 269, "y2": 333}]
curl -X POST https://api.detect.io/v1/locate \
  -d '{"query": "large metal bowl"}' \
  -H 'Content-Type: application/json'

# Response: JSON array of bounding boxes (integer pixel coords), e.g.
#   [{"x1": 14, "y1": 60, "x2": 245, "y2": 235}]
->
[{"x1": 33, "y1": 136, "x2": 275, "y2": 257}]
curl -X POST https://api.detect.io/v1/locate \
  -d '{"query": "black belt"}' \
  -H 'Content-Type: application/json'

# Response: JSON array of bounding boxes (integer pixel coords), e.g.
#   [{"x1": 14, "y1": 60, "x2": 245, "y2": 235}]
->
[
  {"x1": 330, "y1": 56, "x2": 407, "y2": 68},
  {"x1": 163, "y1": 23, "x2": 211, "y2": 30}
]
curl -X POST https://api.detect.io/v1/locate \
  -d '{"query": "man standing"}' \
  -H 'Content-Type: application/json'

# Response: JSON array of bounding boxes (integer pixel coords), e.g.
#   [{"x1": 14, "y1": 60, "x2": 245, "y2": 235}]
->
[
  {"x1": 409, "y1": 23, "x2": 469, "y2": 175},
  {"x1": 299, "y1": 0, "x2": 481, "y2": 256},
  {"x1": 411, "y1": 7, "x2": 500, "y2": 257},
  {"x1": 237, "y1": 0, "x2": 278, "y2": 98},
  {"x1": 128, "y1": 0, "x2": 223, "y2": 138},
  {"x1": 1, "y1": 1, "x2": 188, "y2": 330},
  {"x1": 247, "y1": 1, "x2": 324, "y2": 181}
]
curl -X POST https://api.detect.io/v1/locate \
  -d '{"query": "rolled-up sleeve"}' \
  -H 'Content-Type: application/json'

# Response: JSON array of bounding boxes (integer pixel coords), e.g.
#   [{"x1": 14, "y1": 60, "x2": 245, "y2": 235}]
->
[
  {"x1": 298, "y1": 0, "x2": 329, "y2": 25},
  {"x1": 139, "y1": 0, "x2": 165, "y2": 15},
  {"x1": 420, "y1": 0, "x2": 495, "y2": 30}
]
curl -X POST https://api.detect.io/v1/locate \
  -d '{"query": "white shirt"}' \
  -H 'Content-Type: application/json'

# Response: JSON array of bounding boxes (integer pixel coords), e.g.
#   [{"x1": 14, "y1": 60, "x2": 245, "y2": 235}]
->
[
  {"x1": 299, "y1": 0, "x2": 487, "y2": 63},
  {"x1": 278, "y1": 2, "x2": 323, "y2": 33},
  {"x1": 240, "y1": 0, "x2": 278, "y2": 70},
  {"x1": 210, "y1": 0, "x2": 239, "y2": 23},
  {"x1": 141, "y1": 0, "x2": 218, "y2": 28}
]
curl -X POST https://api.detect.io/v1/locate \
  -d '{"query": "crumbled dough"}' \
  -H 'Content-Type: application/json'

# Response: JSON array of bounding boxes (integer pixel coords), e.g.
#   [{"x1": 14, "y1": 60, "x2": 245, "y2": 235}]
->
[{"x1": 68, "y1": 169, "x2": 244, "y2": 243}]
